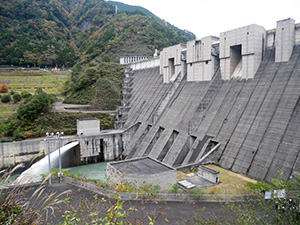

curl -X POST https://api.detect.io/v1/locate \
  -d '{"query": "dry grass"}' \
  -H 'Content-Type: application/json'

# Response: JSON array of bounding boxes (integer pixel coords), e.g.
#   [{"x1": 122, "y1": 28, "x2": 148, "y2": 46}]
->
[
  {"x1": 0, "y1": 71, "x2": 69, "y2": 95},
  {"x1": 0, "y1": 71, "x2": 69, "y2": 119},
  {"x1": 0, "y1": 165, "x2": 72, "y2": 223},
  {"x1": 177, "y1": 171, "x2": 187, "y2": 180},
  {"x1": 201, "y1": 164, "x2": 257, "y2": 195}
]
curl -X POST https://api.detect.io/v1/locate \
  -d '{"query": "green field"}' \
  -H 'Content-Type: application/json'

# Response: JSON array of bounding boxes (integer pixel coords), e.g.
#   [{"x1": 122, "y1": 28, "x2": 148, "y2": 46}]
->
[
  {"x1": 0, "y1": 104, "x2": 16, "y2": 120},
  {"x1": 0, "y1": 71, "x2": 69, "y2": 95},
  {"x1": 0, "y1": 70, "x2": 70, "y2": 120}
]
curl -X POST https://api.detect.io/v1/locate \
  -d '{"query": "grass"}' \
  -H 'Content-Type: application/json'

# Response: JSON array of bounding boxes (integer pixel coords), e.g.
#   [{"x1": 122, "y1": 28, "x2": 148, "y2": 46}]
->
[
  {"x1": 202, "y1": 164, "x2": 257, "y2": 195},
  {"x1": 177, "y1": 171, "x2": 187, "y2": 180},
  {"x1": 0, "y1": 165, "x2": 73, "y2": 224},
  {"x1": 0, "y1": 71, "x2": 69, "y2": 95}
]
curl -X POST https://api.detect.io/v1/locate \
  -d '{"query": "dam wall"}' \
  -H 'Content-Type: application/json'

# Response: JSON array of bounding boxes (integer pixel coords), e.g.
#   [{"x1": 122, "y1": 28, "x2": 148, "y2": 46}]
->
[
  {"x1": 0, "y1": 137, "x2": 77, "y2": 168},
  {"x1": 116, "y1": 18, "x2": 300, "y2": 182},
  {"x1": 0, "y1": 130, "x2": 127, "y2": 168}
]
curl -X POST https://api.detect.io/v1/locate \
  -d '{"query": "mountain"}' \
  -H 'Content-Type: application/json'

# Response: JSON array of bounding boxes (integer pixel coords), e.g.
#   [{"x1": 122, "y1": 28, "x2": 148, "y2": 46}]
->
[
  {"x1": 0, "y1": 0, "x2": 196, "y2": 67},
  {"x1": 107, "y1": 1, "x2": 196, "y2": 41}
]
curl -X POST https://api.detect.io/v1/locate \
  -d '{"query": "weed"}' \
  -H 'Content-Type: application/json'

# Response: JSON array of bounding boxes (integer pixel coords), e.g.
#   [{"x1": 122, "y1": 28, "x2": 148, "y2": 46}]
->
[{"x1": 0, "y1": 165, "x2": 71, "y2": 224}]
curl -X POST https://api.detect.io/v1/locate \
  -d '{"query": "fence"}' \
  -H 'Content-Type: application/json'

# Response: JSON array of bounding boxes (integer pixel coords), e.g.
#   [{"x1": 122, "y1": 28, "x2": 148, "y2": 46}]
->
[{"x1": 64, "y1": 176, "x2": 254, "y2": 202}]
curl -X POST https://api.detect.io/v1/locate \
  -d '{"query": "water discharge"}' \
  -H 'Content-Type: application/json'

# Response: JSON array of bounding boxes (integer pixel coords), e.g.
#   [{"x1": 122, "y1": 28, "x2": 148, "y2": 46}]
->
[{"x1": 16, "y1": 141, "x2": 79, "y2": 184}]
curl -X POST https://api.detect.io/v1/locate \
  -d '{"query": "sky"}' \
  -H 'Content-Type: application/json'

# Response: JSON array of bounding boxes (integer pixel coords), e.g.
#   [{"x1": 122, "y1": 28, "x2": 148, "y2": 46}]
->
[{"x1": 111, "y1": 0, "x2": 300, "y2": 39}]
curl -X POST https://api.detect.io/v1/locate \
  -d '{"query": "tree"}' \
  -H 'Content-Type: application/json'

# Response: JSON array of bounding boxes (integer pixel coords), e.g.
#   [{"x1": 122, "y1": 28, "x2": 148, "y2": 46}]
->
[
  {"x1": 1, "y1": 94, "x2": 11, "y2": 103},
  {"x1": 17, "y1": 91, "x2": 52, "y2": 121},
  {"x1": 102, "y1": 55, "x2": 111, "y2": 62},
  {"x1": 13, "y1": 93, "x2": 22, "y2": 103},
  {"x1": 0, "y1": 83, "x2": 8, "y2": 93}
]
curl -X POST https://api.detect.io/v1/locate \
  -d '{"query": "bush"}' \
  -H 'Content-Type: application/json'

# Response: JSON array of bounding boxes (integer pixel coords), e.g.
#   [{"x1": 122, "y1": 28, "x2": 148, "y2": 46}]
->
[
  {"x1": 1, "y1": 94, "x2": 11, "y2": 103},
  {"x1": 21, "y1": 90, "x2": 32, "y2": 99},
  {"x1": 0, "y1": 83, "x2": 8, "y2": 93},
  {"x1": 17, "y1": 91, "x2": 52, "y2": 121},
  {"x1": 13, "y1": 93, "x2": 22, "y2": 103},
  {"x1": 102, "y1": 55, "x2": 111, "y2": 62},
  {"x1": 88, "y1": 62, "x2": 97, "y2": 67}
]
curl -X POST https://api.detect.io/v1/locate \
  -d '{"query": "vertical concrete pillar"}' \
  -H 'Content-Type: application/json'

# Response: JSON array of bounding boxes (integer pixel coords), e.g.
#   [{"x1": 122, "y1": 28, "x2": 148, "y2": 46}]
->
[
  {"x1": 160, "y1": 44, "x2": 186, "y2": 83},
  {"x1": 186, "y1": 36, "x2": 219, "y2": 82},
  {"x1": 220, "y1": 24, "x2": 265, "y2": 80},
  {"x1": 275, "y1": 18, "x2": 295, "y2": 62}
]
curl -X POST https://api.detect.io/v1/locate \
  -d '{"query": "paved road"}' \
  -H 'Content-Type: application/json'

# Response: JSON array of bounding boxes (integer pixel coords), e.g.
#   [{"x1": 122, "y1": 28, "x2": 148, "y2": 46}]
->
[
  {"x1": 51, "y1": 102, "x2": 116, "y2": 115},
  {"x1": 24, "y1": 182, "x2": 227, "y2": 224},
  {"x1": 51, "y1": 102, "x2": 91, "y2": 112}
]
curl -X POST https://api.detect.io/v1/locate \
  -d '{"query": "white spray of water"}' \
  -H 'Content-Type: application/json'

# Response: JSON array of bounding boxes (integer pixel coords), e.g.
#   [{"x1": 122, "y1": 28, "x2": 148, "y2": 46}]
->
[{"x1": 16, "y1": 141, "x2": 79, "y2": 184}]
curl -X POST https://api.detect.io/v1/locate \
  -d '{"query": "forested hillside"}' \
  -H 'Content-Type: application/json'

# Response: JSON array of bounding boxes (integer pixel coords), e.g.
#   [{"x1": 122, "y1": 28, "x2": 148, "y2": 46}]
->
[
  {"x1": 0, "y1": 0, "x2": 196, "y2": 137},
  {"x1": 0, "y1": 0, "x2": 195, "y2": 67},
  {"x1": 107, "y1": 1, "x2": 196, "y2": 41}
]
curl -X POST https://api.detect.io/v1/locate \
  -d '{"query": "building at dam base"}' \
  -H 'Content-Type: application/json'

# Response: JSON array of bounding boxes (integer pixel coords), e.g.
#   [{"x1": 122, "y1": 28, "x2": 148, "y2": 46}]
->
[
  {"x1": 1, "y1": 18, "x2": 300, "y2": 185},
  {"x1": 107, "y1": 157, "x2": 176, "y2": 190}
]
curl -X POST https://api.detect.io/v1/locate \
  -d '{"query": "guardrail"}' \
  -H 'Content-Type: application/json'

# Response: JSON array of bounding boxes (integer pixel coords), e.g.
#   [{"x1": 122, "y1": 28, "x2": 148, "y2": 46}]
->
[{"x1": 64, "y1": 176, "x2": 254, "y2": 202}]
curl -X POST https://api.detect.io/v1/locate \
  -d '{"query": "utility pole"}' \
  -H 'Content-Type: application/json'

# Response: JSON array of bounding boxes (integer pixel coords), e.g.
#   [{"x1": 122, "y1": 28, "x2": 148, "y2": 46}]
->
[
  {"x1": 56, "y1": 132, "x2": 64, "y2": 183},
  {"x1": 45, "y1": 132, "x2": 53, "y2": 184}
]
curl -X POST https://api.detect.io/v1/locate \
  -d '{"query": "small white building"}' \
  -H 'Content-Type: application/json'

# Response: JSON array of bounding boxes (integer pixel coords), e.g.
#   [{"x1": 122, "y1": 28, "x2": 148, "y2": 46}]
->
[
  {"x1": 77, "y1": 118, "x2": 101, "y2": 136},
  {"x1": 198, "y1": 165, "x2": 220, "y2": 183}
]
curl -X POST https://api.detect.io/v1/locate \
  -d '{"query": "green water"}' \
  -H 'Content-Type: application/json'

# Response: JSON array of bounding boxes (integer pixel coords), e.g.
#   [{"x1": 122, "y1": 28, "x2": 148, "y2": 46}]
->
[{"x1": 66, "y1": 162, "x2": 109, "y2": 181}]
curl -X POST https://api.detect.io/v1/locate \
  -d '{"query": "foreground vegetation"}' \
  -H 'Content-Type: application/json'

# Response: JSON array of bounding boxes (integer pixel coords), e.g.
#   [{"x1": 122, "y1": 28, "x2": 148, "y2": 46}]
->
[
  {"x1": 1, "y1": 163, "x2": 299, "y2": 224},
  {"x1": 1, "y1": 166, "x2": 167, "y2": 224}
]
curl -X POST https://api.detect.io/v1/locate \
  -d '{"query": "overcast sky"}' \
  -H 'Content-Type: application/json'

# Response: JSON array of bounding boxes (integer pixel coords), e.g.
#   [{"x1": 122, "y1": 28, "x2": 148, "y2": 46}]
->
[{"x1": 111, "y1": 0, "x2": 300, "y2": 39}]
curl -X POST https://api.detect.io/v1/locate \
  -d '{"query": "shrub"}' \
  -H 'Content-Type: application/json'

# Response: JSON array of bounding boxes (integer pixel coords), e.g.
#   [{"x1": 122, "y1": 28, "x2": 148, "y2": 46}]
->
[
  {"x1": 88, "y1": 62, "x2": 97, "y2": 67},
  {"x1": 0, "y1": 83, "x2": 8, "y2": 93},
  {"x1": 17, "y1": 91, "x2": 52, "y2": 121},
  {"x1": 25, "y1": 93, "x2": 32, "y2": 98},
  {"x1": 1, "y1": 94, "x2": 11, "y2": 103},
  {"x1": 0, "y1": 165, "x2": 72, "y2": 224},
  {"x1": 13, "y1": 93, "x2": 22, "y2": 103},
  {"x1": 21, "y1": 90, "x2": 32, "y2": 99},
  {"x1": 102, "y1": 55, "x2": 111, "y2": 62}
]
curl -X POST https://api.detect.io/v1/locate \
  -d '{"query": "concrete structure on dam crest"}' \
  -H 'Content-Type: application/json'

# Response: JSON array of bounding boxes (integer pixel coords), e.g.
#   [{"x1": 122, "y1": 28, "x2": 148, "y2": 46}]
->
[{"x1": 1, "y1": 18, "x2": 300, "y2": 184}]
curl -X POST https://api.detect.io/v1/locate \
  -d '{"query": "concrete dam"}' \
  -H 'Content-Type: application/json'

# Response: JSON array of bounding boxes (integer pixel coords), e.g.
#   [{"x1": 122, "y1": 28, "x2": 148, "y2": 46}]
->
[
  {"x1": 115, "y1": 18, "x2": 300, "y2": 183},
  {"x1": 1, "y1": 18, "x2": 300, "y2": 184}
]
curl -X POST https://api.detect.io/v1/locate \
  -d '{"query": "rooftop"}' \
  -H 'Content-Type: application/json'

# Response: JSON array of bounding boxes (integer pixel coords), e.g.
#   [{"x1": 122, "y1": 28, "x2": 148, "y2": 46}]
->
[{"x1": 110, "y1": 157, "x2": 175, "y2": 175}]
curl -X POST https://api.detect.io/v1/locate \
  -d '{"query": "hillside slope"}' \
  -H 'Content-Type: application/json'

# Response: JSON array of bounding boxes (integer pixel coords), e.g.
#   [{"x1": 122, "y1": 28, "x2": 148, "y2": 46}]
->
[
  {"x1": 0, "y1": 0, "x2": 195, "y2": 67},
  {"x1": 107, "y1": 1, "x2": 196, "y2": 41}
]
